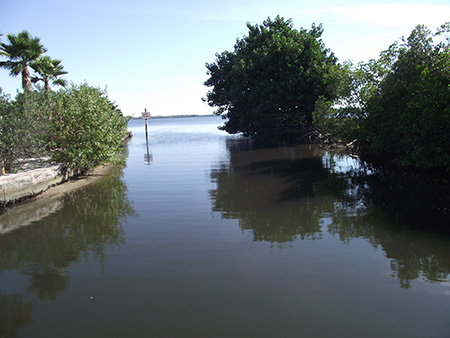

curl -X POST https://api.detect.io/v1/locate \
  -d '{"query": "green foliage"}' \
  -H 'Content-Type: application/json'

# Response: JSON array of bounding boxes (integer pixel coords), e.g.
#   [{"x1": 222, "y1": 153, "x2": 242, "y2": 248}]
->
[
  {"x1": 0, "y1": 30, "x2": 47, "y2": 91},
  {"x1": 312, "y1": 97, "x2": 363, "y2": 142},
  {"x1": 0, "y1": 30, "x2": 125, "y2": 174},
  {"x1": 312, "y1": 46, "x2": 398, "y2": 142},
  {"x1": 49, "y1": 84, "x2": 128, "y2": 173},
  {"x1": 204, "y1": 16, "x2": 338, "y2": 142},
  {"x1": 0, "y1": 85, "x2": 128, "y2": 174},
  {"x1": 312, "y1": 61, "x2": 363, "y2": 141},
  {"x1": 363, "y1": 24, "x2": 450, "y2": 171},
  {"x1": 1, "y1": 30, "x2": 68, "y2": 92},
  {"x1": 313, "y1": 22, "x2": 450, "y2": 173},
  {"x1": 30, "y1": 56, "x2": 68, "y2": 91},
  {"x1": 0, "y1": 89, "x2": 51, "y2": 171}
]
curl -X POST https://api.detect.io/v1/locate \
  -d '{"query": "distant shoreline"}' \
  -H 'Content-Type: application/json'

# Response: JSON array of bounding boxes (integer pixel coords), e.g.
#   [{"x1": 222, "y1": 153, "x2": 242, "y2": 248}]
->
[{"x1": 128, "y1": 114, "x2": 216, "y2": 120}]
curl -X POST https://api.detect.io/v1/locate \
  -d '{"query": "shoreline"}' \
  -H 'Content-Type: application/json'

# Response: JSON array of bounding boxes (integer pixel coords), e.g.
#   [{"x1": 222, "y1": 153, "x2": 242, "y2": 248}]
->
[
  {"x1": 0, "y1": 131, "x2": 132, "y2": 209},
  {"x1": 0, "y1": 164, "x2": 115, "y2": 235},
  {"x1": 0, "y1": 163, "x2": 115, "y2": 210},
  {"x1": 30, "y1": 164, "x2": 115, "y2": 202}
]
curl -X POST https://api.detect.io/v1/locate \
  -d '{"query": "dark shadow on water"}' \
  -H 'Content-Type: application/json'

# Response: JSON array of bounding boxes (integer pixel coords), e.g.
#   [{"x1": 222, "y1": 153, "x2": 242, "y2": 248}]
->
[
  {"x1": 0, "y1": 166, "x2": 135, "y2": 335},
  {"x1": 210, "y1": 138, "x2": 450, "y2": 288},
  {"x1": 0, "y1": 294, "x2": 33, "y2": 337},
  {"x1": 210, "y1": 142, "x2": 331, "y2": 243}
]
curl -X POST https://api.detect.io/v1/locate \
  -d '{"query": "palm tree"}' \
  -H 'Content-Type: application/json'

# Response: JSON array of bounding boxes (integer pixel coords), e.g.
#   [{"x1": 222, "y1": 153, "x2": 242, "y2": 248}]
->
[
  {"x1": 31, "y1": 56, "x2": 68, "y2": 91},
  {"x1": 0, "y1": 30, "x2": 47, "y2": 91}
]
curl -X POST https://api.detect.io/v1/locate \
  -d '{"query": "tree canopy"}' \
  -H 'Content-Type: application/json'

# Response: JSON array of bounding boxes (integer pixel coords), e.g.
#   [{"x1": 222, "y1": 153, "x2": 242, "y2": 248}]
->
[
  {"x1": 0, "y1": 30, "x2": 128, "y2": 174},
  {"x1": 0, "y1": 31, "x2": 47, "y2": 91},
  {"x1": 204, "y1": 16, "x2": 339, "y2": 142},
  {"x1": 362, "y1": 23, "x2": 450, "y2": 171},
  {"x1": 30, "y1": 56, "x2": 68, "y2": 91},
  {"x1": 310, "y1": 22, "x2": 450, "y2": 172}
]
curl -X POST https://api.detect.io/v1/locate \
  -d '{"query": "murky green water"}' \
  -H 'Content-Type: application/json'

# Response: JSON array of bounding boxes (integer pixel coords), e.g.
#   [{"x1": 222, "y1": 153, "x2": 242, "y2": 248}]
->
[{"x1": 1, "y1": 116, "x2": 449, "y2": 337}]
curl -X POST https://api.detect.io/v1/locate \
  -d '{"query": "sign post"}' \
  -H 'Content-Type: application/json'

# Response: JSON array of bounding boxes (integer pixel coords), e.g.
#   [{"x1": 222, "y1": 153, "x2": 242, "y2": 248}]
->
[
  {"x1": 141, "y1": 109, "x2": 152, "y2": 165},
  {"x1": 141, "y1": 108, "x2": 151, "y2": 142}
]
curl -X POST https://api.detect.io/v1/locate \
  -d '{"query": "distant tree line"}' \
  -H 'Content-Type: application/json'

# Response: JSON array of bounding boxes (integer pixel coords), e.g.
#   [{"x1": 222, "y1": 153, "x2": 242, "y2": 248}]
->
[
  {"x1": 0, "y1": 31, "x2": 128, "y2": 174},
  {"x1": 204, "y1": 16, "x2": 450, "y2": 173}
]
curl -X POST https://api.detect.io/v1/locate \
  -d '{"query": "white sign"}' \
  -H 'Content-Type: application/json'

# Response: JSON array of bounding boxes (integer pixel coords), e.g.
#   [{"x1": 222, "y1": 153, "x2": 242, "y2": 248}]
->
[{"x1": 141, "y1": 111, "x2": 151, "y2": 119}]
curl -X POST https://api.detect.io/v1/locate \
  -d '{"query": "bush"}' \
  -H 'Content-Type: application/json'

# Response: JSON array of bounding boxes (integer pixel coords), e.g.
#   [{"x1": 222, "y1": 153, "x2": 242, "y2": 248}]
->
[
  {"x1": 49, "y1": 84, "x2": 128, "y2": 174},
  {"x1": 0, "y1": 89, "x2": 51, "y2": 172},
  {"x1": 313, "y1": 23, "x2": 450, "y2": 173},
  {"x1": 204, "y1": 16, "x2": 339, "y2": 142},
  {"x1": 0, "y1": 84, "x2": 128, "y2": 174},
  {"x1": 363, "y1": 25, "x2": 450, "y2": 171}
]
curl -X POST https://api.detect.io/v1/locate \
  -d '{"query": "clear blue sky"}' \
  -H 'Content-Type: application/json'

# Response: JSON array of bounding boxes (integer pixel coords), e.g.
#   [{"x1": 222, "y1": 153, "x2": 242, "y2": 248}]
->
[{"x1": 1, "y1": 0, "x2": 449, "y2": 116}]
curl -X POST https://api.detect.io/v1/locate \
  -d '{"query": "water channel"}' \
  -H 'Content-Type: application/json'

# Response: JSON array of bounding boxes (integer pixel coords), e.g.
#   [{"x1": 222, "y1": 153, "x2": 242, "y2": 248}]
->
[{"x1": 1, "y1": 116, "x2": 449, "y2": 337}]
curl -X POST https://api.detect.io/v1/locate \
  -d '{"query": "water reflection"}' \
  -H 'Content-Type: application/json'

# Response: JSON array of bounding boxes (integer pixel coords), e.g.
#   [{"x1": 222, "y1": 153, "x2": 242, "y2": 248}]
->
[
  {"x1": 144, "y1": 139, "x2": 153, "y2": 165},
  {"x1": 210, "y1": 140, "x2": 450, "y2": 288},
  {"x1": 210, "y1": 141, "x2": 349, "y2": 243},
  {"x1": 327, "y1": 154, "x2": 450, "y2": 288},
  {"x1": 144, "y1": 123, "x2": 153, "y2": 165},
  {"x1": 0, "y1": 295, "x2": 33, "y2": 337},
  {"x1": 0, "y1": 166, "x2": 134, "y2": 334}
]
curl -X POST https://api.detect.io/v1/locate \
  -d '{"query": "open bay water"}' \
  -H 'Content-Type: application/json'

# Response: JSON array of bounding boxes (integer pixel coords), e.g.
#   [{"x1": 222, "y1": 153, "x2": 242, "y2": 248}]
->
[{"x1": 1, "y1": 115, "x2": 449, "y2": 337}]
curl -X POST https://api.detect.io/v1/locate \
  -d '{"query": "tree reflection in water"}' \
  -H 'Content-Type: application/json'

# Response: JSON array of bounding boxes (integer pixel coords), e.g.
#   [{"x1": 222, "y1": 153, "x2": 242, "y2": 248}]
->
[
  {"x1": 210, "y1": 139, "x2": 450, "y2": 288},
  {"x1": 328, "y1": 161, "x2": 450, "y2": 289},
  {"x1": 0, "y1": 166, "x2": 134, "y2": 334},
  {"x1": 0, "y1": 294, "x2": 33, "y2": 337},
  {"x1": 210, "y1": 142, "x2": 340, "y2": 243}
]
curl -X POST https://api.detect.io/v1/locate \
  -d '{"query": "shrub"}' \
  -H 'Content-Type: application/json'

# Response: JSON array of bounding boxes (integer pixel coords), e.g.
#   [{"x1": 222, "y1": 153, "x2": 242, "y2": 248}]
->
[
  {"x1": 49, "y1": 84, "x2": 128, "y2": 174},
  {"x1": 0, "y1": 84, "x2": 128, "y2": 174},
  {"x1": 0, "y1": 89, "x2": 51, "y2": 172},
  {"x1": 363, "y1": 25, "x2": 450, "y2": 171}
]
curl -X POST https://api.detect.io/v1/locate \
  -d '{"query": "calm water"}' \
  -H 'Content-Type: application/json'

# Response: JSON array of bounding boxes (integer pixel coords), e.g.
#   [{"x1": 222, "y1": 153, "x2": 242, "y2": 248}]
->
[{"x1": 1, "y1": 116, "x2": 449, "y2": 337}]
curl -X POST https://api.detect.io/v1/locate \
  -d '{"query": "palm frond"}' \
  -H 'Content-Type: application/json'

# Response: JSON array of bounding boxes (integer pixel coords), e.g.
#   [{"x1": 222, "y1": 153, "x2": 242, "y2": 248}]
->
[
  {"x1": 0, "y1": 30, "x2": 46, "y2": 90},
  {"x1": 31, "y1": 55, "x2": 68, "y2": 90}
]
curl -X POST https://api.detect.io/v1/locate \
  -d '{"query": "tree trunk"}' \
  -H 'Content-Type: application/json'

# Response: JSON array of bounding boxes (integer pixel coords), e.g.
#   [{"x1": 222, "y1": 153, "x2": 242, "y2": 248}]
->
[{"x1": 22, "y1": 63, "x2": 31, "y2": 91}]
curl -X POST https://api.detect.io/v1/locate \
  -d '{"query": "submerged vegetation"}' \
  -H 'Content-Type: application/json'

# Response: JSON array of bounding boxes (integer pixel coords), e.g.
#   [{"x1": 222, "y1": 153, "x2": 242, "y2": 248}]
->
[
  {"x1": 0, "y1": 31, "x2": 128, "y2": 174},
  {"x1": 204, "y1": 16, "x2": 450, "y2": 174}
]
